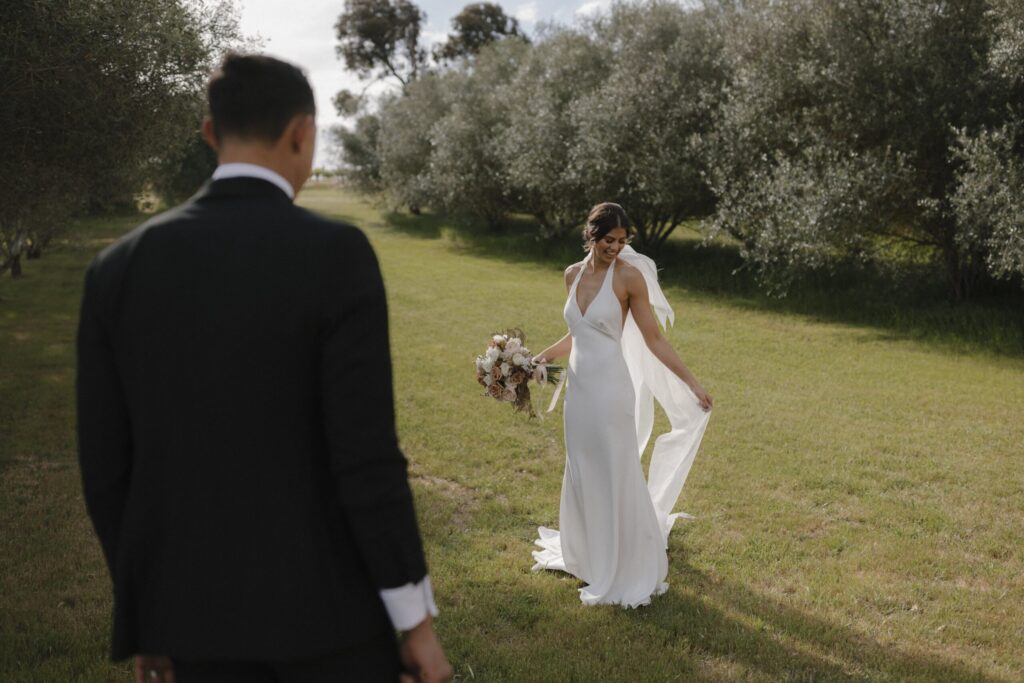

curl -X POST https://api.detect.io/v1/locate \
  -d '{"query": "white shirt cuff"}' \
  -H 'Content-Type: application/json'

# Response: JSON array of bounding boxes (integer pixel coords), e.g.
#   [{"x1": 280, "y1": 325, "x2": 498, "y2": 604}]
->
[{"x1": 379, "y1": 574, "x2": 439, "y2": 631}]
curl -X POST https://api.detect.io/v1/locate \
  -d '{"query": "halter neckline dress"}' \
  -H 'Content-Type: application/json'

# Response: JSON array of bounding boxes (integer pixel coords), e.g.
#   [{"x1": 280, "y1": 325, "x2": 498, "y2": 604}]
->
[{"x1": 531, "y1": 247, "x2": 712, "y2": 607}]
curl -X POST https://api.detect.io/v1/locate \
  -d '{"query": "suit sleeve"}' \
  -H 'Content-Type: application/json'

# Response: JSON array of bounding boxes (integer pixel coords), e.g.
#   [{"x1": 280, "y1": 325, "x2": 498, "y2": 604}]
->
[
  {"x1": 320, "y1": 229, "x2": 428, "y2": 589},
  {"x1": 76, "y1": 260, "x2": 133, "y2": 577}
]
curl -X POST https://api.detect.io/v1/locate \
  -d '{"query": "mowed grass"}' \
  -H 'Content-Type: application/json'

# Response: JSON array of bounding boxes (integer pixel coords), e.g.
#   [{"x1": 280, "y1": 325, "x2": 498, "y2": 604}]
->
[{"x1": 1, "y1": 186, "x2": 1022, "y2": 682}]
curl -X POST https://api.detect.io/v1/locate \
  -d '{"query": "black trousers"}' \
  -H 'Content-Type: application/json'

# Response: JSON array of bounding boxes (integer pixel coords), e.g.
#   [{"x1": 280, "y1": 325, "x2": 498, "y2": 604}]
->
[{"x1": 173, "y1": 630, "x2": 402, "y2": 683}]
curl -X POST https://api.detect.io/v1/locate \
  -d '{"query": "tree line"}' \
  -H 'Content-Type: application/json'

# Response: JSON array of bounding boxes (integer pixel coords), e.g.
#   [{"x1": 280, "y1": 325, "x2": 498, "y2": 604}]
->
[
  {"x1": 0, "y1": 0, "x2": 246, "y2": 277},
  {"x1": 333, "y1": 0, "x2": 1024, "y2": 300}
]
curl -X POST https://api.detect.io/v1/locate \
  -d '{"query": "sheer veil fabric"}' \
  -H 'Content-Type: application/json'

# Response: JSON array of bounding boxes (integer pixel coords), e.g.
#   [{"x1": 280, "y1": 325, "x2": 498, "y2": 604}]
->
[
  {"x1": 618, "y1": 246, "x2": 713, "y2": 539},
  {"x1": 531, "y1": 246, "x2": 711, "y2": 607}
]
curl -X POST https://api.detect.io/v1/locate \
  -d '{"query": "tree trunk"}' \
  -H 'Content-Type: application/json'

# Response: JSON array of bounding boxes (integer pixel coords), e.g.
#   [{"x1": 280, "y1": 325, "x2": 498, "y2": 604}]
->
[
  {"x1": 634, "y1": 215, "x2": 677, "y2": 256},
  {"x1": 8, "y1": 229, "x2": 26, "y2": 278},
  {"x1": 485, "y1": 209, "x2": 505, "y2": 232},
  {"x1": 940, "y1": 239, "x2": 987, "y2": 302},
  {"x1": 32, "y1": 228, "x2": 56, "y2": 257},
  {"x1": 943, "y1": 243, "x2": 967, "y2": 301}
]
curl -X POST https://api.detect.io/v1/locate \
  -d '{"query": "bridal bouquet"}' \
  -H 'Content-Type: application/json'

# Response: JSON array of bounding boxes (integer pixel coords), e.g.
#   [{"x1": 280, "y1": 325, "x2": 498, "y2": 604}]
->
[{"x1": 474, "y1": 329, "x2": 560, "y2": 418}]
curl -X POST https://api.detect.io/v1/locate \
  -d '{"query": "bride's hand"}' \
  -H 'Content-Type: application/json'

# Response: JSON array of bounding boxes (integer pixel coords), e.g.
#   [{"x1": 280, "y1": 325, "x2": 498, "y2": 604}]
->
[{"x1": 691, "y1": 384, "x2": 713, "y2": 411}]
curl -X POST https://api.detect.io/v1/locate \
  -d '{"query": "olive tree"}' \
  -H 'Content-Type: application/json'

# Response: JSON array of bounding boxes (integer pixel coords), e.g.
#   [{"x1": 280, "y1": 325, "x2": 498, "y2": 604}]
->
[
  {"x1": 497, "y1": 26, "x2": 608, "y2": 236},
  {"x1": 0, "y1": 0, "x2": 245, "y2": 277},
  {"x1": 953, "y1": 126, "x2": 1024, "y2": 283},
  {"x1": 423, "y1": 38, "x2": 530, "y2": 228},
  {"x1": 705, "y1": 0, "x2": 1007, "y2": 298},
  {"x1": 570, "y1": 1, "x2": 727, "y2": 251},
  {"x1": 950, "y1": 0, "x2": 1024, "y2": 285},
  {"x1": 376, "y1": 73, "x2": 453, "y2": 212},
  {"x1": 331, "y1": 0, "x2": 427, "y2": 192},
  {"x1": 330, "y1": 114, "x2": 384, "y2": 192}
]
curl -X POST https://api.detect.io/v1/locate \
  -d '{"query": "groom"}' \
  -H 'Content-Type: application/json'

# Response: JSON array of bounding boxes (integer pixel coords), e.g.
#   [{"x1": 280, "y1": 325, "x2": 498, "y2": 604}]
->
[{"x1": 76, "y1": 54, "x2": 451, "y2": 682}]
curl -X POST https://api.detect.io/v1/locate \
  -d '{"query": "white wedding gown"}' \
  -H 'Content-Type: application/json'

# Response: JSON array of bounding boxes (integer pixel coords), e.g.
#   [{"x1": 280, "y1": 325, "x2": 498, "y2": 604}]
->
[{"x1": 531, "y1": 246, "x2": 712, "y2": 607}]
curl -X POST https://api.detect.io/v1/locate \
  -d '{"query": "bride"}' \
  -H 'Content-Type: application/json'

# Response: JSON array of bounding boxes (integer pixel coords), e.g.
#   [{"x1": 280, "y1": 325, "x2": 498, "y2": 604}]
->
[{"x1": 531, "y1": 202, "x2": 713, "y2": 608}]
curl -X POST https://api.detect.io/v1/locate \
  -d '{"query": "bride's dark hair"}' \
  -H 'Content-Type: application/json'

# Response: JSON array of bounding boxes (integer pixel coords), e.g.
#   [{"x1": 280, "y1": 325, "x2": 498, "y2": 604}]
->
[{"x1": 583, "y1": 202, "x2": 634, "y2": 249}]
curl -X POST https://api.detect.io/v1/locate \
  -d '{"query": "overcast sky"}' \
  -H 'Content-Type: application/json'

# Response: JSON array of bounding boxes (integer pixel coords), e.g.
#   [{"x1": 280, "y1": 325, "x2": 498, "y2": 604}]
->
[{"x1": 234, "y1": 0, "x2": 614, "y2": 163}]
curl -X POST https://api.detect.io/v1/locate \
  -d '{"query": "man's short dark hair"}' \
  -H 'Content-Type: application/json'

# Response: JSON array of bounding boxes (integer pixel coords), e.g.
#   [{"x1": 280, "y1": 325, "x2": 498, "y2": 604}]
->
[{"x1": 206, "y1": 53, "x2": 316, "y2": 143}]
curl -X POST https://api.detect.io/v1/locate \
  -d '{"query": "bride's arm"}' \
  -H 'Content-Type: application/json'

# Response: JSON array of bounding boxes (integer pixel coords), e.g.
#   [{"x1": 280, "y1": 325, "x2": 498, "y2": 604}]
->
[
  {"x1": 535, "y1": 332, "x2": 571, "y2": 363},
  {"x1": 623, "y1": 268, "x2": 713, "y2": 411},
  {"x1": 534, "y1": 264, "x2": 582, "y2": 363}
]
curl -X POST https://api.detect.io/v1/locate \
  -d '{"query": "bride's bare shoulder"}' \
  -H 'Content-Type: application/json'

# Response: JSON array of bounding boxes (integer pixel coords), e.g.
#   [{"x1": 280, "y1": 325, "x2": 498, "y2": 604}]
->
[
  {"x1": 564, "y1": 261, "x2": 585, "y2": 286},
  {"x1": 615, "y1": 259, "x2": 646, "y2": 291},
  {"x1": 615, "y1": 258, "x2": 643, "y2": 279}
]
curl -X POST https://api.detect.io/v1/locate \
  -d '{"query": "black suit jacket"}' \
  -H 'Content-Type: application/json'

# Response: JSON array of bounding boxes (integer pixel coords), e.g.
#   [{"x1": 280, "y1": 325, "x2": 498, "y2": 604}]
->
[{"x1": 76, "y1": 177, "x2": 427, "y2": 661}]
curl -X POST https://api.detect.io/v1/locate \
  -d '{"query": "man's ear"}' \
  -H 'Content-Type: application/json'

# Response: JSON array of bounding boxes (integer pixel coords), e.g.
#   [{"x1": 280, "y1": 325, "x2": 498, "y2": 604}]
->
[
  {"x1": 288, "y1": 114, "x2": 314, "y2": 154},
  {"x1": 201, "y1": 117, "x2": 219, "y2": 152}
]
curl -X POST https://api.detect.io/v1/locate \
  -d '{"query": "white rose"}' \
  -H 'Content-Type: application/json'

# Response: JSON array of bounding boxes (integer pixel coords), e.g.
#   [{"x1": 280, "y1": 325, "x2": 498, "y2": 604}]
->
[
  {"x1": 486, "y1": 346, "x2": 501, "y2": 361},
  {"x1": 492, "y1": 334, "x2": 506, "y2": 344},
  {"x1": 500, "y1": 362, "x2": 511, "y2": 377},
  {"x1": 481, "y1": 358, "x2": 494, "y2": 373},
  {"x1": 501, "y1": 348, "x2": 515, "y2": 361},
  {"x1": 483, "y1": 374, "x2": 493, "y2": 386},
  {"x1": 505, "y1": 338, "x2": 522, "y2": 354},
  {"x1": 475, "y1": 357, "x2": 484, "y2": 371},
  {"x1": 512, "y1": 352, "x2": 527, "y2": 367}
]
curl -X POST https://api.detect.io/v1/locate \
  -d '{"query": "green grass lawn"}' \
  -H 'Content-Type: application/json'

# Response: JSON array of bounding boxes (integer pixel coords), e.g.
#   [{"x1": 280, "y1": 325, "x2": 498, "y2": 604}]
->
[{"x1": 2, "y1": 186, "x2": 1023, "y2": 681}]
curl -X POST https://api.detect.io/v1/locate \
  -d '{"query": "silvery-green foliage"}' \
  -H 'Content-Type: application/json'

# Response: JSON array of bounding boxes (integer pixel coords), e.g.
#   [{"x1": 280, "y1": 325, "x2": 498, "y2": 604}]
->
[
  {"x1": 988, "y1": 0, "x2": 1024, "y2": 81},
  {"x1": 1, "y1": 0, "x2": 248, "y2": 275},
  {"x1": 947, "y1": 0, "x2": 1024, "y2": 284},
  {"x1": 497, "y1": 26, "x2": 609, "y2": 236},
  {"x1": 706, "y1": 0, "x2": 1003, "y2": 298},
  {"x1": 570, "y1": 1, "x2": 726, "y2": 250},
  {"x1": 375, "y1": 1, "x2": 725, "y2": 241},
  {"x1": 376, "y1": 74, "x2": 453, "y2": 211},
  {"x1": 710, "y1": 139, "x2": 914, "y2": 294},
  {"x1": 330, "y1": 114, "x2": 382, "y2": 192},
  {"x1": 953, "y1": 125, "x2": 1024, "y2": 282},
  {"x1": 423, "y1": 38, "x2": 530, "y2": 228}
]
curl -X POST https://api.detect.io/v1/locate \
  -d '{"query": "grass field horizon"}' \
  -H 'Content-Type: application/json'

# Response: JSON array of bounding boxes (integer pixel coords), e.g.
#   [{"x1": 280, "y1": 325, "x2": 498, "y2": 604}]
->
[{"x1": 2, "y1": 186, "x2": 1022, "y2": 681}]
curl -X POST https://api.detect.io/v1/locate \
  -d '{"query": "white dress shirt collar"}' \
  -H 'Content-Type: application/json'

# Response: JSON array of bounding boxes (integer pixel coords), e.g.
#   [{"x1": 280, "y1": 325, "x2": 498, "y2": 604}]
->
[{"x1": 211, "y1": 162, "x2": 295, "y2": 200}]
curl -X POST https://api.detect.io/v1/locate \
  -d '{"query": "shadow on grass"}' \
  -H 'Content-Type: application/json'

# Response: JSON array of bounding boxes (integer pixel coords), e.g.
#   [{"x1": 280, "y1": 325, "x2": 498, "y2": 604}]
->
[
  {"x1": 380, "y1": 211, "x2": 446, "y2": 239},
  {"x1": 379, "y1": 209, "x2": 1024, "y2": 358},
  {"x1": 623, "y1": 561, "x2": 1003, "y2": 682}
]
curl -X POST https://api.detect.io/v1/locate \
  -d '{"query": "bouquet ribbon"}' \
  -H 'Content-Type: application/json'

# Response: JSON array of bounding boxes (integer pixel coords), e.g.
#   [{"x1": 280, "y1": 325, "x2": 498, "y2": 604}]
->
[{"x1": 546, "y1": 370, "x2": 567, "y2": 414}]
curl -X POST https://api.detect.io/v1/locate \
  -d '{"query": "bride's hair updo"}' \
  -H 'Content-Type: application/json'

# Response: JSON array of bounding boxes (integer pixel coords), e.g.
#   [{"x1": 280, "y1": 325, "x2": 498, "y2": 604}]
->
[{"x1": 583, "y1": 202, "x2": 634, "y2": 250}]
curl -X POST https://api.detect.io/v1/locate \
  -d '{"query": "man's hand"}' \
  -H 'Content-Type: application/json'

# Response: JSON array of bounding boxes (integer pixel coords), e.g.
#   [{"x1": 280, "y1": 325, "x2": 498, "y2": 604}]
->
[
  {"x1": 398, "y1": 615, "x2": 452, "y2": 683},
  {"x1": 134, "y1": 655, "x2": 175, "y2": 683}
]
